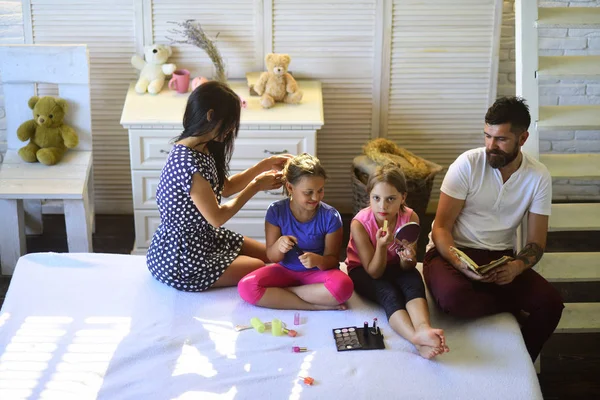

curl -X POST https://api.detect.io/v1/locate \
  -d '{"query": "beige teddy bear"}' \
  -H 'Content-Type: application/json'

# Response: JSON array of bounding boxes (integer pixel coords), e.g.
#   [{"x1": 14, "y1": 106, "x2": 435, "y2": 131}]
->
[
  {"x1": 131, "y1": 44, "x2": 177, "y2": 95},
  {"x1": 254, "y1": 53, "x2": 303, "y2": 109}
]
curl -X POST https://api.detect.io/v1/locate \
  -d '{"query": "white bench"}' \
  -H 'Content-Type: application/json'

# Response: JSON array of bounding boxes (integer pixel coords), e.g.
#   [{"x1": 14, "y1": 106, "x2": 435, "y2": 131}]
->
[{"x1": 0, "y1": 45, "x2": 95, "y2": 275}]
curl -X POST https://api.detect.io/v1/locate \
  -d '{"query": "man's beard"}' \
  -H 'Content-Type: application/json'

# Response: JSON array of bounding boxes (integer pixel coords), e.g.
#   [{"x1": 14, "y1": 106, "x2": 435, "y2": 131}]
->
[{"x1": 486, "y1": 145, "x2": 519, "y2": 169}]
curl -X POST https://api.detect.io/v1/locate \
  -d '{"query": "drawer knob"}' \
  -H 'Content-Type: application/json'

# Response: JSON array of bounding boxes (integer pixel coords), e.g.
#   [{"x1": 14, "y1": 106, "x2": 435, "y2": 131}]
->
[
  {"x1": 264, "y1": 149, "x2": 288, "y2": 155},
  {"x1": 159, "y1": 149, "x2": 170, "y2": 154}
]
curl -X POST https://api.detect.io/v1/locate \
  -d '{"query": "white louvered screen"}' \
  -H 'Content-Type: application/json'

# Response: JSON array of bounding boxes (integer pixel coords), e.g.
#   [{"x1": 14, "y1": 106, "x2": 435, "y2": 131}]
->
[
  {"x1": 273, "y1": 0, "x2": 378, "y2": 214},
  {"x1": 385, "y1": 0, "x2": 499, "y2": 206},
  {"x1": 149, "y1": 0, "x2": 260, "y2": 79},
  {"x1": 0, "y1": 0, "x2": 26, "y2": 154},
  {"x1": 29, "y1": 0, "x2": 138, "y2": 213}
]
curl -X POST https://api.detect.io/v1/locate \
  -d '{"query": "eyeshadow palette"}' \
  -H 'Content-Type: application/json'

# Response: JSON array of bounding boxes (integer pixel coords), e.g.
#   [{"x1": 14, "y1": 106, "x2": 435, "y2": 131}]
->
[{"x1": 332, "y1": 325, "x2": 385, "y2": 352}]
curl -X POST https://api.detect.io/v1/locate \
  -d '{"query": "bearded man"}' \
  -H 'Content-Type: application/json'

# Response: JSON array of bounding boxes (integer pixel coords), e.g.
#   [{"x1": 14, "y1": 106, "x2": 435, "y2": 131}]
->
[{"x1": 423, "y1": 96, "x2": 564, "y2": 361}]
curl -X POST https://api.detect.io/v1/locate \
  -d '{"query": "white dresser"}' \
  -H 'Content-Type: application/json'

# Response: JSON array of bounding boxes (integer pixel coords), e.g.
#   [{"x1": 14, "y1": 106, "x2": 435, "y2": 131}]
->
[{"x1": 121, "y1": 80, "x2": 324, "y2": 255}]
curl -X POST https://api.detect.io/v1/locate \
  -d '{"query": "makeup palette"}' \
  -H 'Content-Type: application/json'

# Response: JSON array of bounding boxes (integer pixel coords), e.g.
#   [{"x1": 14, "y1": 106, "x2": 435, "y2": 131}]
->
[{"x1": 332, "y1": 324, "x2": 385, "y2": 352}]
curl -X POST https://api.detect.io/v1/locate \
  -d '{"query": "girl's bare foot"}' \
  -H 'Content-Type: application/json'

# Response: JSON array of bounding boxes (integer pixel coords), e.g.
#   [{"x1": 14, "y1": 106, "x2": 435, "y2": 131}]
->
[
  {"x1": 413, "y1": 326, "x2": 442, "y2": 349},
  {"x1": 432, "y1": 328, "x2": 450, "y2": 353},
  {"x1": 415, "y1": 344, "x2": 444, "y2": 359}
]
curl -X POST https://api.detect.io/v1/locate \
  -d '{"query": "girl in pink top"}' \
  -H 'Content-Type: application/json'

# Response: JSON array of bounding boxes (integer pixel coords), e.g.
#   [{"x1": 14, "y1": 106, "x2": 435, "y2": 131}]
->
[{"x1": 345, "y1": 165, "x2": 449, "y2": 359}]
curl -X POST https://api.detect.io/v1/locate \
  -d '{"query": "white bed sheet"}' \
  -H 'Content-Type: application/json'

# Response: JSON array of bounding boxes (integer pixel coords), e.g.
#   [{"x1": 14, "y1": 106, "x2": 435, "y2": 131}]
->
[{"x1": 0, "y1": 252, "x2": 542, "y2": 400}]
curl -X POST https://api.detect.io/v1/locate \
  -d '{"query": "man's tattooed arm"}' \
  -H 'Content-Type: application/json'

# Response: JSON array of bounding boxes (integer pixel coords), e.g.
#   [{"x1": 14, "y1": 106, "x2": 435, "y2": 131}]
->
[{"x1": 515, "y1": 243, "x2": 544, "y2": 269}]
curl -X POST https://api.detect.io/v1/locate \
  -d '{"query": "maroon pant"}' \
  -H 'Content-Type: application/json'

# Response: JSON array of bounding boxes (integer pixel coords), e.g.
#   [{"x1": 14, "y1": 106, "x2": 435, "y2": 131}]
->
[{"x1": 423, "y1": 247, "x2": 564, "y2": 361}]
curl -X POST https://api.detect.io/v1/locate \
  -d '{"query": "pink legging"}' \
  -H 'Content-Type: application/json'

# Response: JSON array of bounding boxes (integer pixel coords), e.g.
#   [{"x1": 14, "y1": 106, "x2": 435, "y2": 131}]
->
[{"x1": 238, "y1": 263, "x2": 354, "y2": 305}]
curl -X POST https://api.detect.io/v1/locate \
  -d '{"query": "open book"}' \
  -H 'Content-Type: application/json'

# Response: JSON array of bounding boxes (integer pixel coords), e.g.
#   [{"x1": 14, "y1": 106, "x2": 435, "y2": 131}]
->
[{"x1": 450, "y1": 246, "x2": 513, "y2": 275}]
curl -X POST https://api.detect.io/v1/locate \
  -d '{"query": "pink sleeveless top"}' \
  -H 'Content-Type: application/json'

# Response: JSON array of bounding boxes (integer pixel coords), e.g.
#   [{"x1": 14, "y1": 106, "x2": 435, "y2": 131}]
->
[{"x1": 345, "y1": 206, "x2": 413, "y2": 271}]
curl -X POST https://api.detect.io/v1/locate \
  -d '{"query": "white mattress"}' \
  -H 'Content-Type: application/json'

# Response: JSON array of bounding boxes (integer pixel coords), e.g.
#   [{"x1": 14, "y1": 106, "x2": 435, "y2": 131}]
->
[{"x1": 0, "y1": 253, "x2": 542, "y2": 400}]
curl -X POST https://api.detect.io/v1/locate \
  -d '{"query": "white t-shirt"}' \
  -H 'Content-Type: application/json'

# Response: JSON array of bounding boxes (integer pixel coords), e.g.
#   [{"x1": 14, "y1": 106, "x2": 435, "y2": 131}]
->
[{"x1": 427, "y1": 147, "x2": 552, "y2": 252}]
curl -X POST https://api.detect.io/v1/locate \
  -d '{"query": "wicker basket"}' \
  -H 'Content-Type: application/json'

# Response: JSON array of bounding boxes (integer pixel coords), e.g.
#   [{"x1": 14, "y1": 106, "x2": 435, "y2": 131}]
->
[{"x1": 351, "y1": 154, "x2": 442, "y2": 218}]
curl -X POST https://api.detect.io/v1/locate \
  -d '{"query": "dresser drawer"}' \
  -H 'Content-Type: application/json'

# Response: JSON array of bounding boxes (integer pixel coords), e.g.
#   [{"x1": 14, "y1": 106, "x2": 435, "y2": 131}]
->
[
  {"x1": 222, "y1": 211, "x2": 268, "y2": 243},
  {"x1": 131, "y1": 168, "x2": 284, "y2": 211},
  {"x1": 132, "y1": 170, "x2": 161, "y2": 209},
  {"x1": 134, "y1": 209, "x2": 267, "y2": 250},
  {"x1": 129, "y1": 129, "x2": 175, "y2": 170},
  {"x1": 232, "y1": 137, "x2": 301, "y2": 160},
  {"x1": 230, "y1": 131, "x2": 313, "y2": 170},
  {"x1": 134, "y1": 210, "x2": 161, "y2": 249},
  {"x1": 130, "y1": 129, "x2": 314, "y2": 170}
]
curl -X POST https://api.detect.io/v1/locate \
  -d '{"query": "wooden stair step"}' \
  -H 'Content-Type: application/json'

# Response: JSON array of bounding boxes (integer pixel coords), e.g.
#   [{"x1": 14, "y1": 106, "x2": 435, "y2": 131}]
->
[
  {"x1": 537, "y1": 7, "x2": 600, "y2": 29},
  {"x1": 549, "y1": 203, "x2": 600, "y2": 232},
  {"x1": 535, "y1": 252, "x2": 600, "y2": 282},
  {"x1": 538, "y1": 56, "x2": 600, "y2": 80},
  {"x1": 556, "y1": 303, "x2": 600, "y2": 333},
  {"x1": 540, "y1": 153, "x2": 600, "y2": 179},
  {"x1": 539, "y1": 105, "x2": 600, "y2": 130}
]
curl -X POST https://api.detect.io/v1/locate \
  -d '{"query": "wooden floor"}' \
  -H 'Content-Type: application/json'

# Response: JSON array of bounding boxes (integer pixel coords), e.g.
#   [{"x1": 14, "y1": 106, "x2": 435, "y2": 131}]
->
[{"x1": 0, "y1": 213, "x2": 598, "y2": 399}]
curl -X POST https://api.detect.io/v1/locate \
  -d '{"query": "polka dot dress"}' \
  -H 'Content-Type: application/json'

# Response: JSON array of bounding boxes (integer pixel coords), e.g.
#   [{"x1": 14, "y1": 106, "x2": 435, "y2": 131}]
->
[{"x1": 147, "y1": 144, "x2": 243, "y2": 291}]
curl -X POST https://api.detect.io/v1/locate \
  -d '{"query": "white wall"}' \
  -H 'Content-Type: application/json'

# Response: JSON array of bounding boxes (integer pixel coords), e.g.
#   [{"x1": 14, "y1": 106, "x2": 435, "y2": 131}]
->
[
  {"x1": 499, "y1": 0, "x2": 600, "y2": 200},
  {"x1": 0, "y1": 1, "x2": 501, "y2": 214}
]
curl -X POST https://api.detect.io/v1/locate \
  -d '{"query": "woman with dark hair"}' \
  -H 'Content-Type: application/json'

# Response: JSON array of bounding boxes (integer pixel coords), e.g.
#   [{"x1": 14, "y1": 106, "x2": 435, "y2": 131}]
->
[{"x1": 147, "y1": 81, "x2": 291, "y2": 292}]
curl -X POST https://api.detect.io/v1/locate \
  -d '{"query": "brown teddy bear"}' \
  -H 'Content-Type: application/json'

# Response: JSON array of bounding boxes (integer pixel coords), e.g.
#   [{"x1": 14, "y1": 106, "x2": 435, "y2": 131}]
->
[
  {"x1": 17, "y1": 96, "x2": 79, "y2": 166},
  {"x1": 254, "y1": 53, "x2": 303, "y2": 109}
]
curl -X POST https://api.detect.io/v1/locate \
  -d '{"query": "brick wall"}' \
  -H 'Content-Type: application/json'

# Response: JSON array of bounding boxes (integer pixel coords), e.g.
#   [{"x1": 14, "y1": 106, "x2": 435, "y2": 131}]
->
[
  {"x1": 499, "y1": 0, "x2": 600, "y2": 200},
  {"x1": 0, "y1": 0, "x2": 25, "y2": 153}
]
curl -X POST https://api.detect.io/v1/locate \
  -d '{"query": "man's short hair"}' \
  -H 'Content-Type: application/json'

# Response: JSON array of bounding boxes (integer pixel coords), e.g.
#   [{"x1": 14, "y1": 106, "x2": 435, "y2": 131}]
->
[{"x1": 485, "y1": 96, "x2": 531, "y2": 134}]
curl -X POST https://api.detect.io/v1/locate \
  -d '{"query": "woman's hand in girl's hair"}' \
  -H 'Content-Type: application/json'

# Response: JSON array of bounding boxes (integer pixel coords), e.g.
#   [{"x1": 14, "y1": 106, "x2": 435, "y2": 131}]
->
[
  {"x1": 376, "y1": 225, "x2": 394, "y2": 249},
  {"x1": 262, "y1": 154, "x2": 294, "y2": 171},
  {"x1": 252, "y1": 170, "x2": 284, "y2": 191},
  {"x1": 277, "y1": 235, "x2": 298, "y2": 254}
]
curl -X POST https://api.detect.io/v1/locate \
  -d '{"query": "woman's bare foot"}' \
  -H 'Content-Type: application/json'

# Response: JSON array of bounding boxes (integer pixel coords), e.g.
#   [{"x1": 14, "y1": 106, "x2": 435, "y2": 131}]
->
[{"x1": 415, "y1": 344, "x2": 444, "y2": 359}]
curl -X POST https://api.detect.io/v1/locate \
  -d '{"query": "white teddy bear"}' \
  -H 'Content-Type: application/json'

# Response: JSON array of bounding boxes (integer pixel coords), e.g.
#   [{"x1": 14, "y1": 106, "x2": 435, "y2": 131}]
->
[{"x1": 131, "y1": 44, "x2": 177, "y2": 95}]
